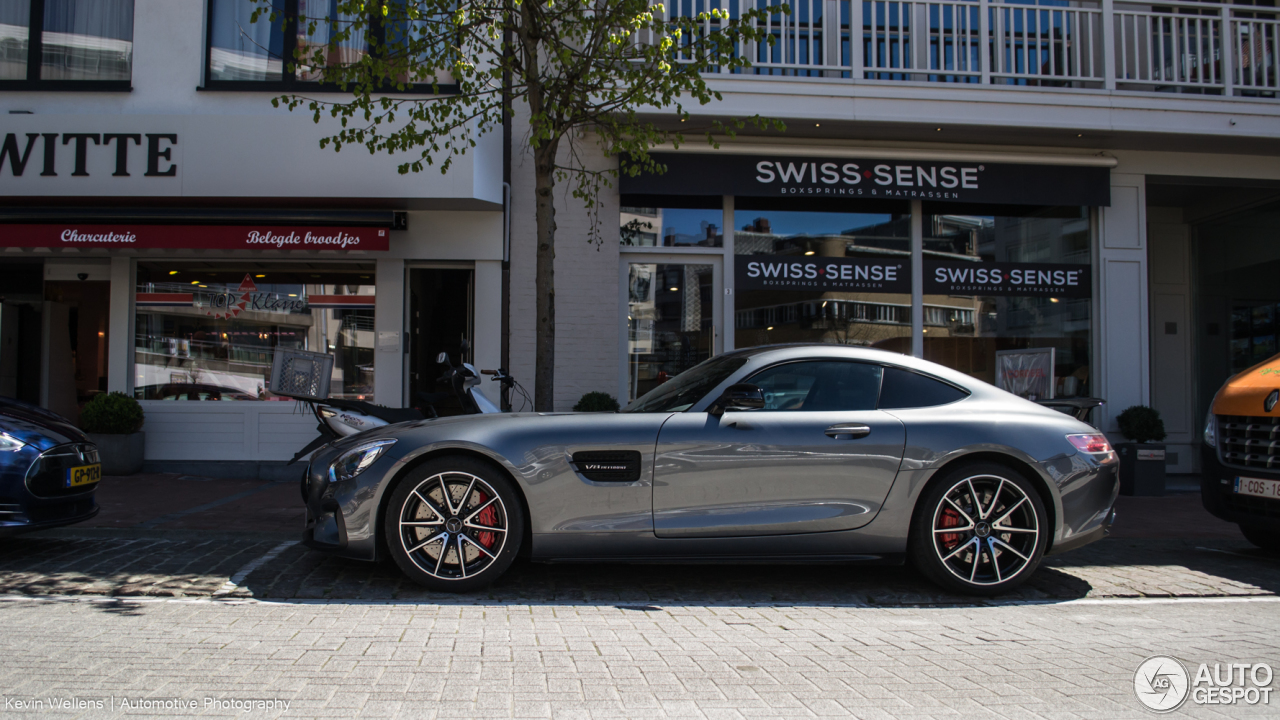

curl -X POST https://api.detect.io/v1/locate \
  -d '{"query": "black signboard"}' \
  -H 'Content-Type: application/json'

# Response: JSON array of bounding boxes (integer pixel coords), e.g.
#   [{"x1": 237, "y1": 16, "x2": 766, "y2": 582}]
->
[
  {"x1": 734, "y1": 255, "x2": 1092, "y2": 297},
  {"x1": 925, "y1": 260, "x2": 1091, "y2": 298},
  {"x1": 622, "y1": 153, "x2": 1110, "y2": 206},
  {"x1": 736, "y1": 254, "x2": 911, "y2": 293}
]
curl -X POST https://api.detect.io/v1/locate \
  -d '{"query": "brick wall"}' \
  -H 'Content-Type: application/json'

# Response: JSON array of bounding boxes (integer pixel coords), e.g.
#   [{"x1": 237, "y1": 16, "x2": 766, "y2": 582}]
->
[{"x1": 508, "y1": 113, "x2": 622, "y2": 411}]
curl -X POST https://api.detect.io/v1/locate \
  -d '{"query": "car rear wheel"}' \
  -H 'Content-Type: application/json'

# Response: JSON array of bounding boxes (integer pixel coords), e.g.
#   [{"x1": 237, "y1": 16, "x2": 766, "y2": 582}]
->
[
  {"x1": 1240, "y1": 525, "x2": 1280, "y2": 553},
  {"x1": 909, "y1": 463, "x2": 1049, "y2": 596},
  {"x1": 384, "y1": 457, "x2": 524, "y2": 592}
]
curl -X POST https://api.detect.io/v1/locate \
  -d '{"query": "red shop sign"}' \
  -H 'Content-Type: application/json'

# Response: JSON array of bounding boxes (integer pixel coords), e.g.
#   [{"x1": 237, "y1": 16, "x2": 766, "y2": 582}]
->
[{"x1": 0, "y1": 224, "x2": 390, "y2": 252}]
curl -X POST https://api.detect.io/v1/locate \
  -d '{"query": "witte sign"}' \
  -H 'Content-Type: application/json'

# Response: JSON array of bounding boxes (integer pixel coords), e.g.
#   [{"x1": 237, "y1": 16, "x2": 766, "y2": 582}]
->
[
  {"x1": 736, "y1": 254, "x2": 910, "y2": 293},
  {"x1": 621, "y1": 153, "x2": 1111, "y2": 206},
  {"x1": 1, "y1": 224, "x2": 389, "y2": 251}
]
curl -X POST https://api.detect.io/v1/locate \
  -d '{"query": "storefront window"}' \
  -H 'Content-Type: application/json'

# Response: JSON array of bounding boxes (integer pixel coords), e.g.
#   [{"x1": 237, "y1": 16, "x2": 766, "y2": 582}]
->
[
  {"x1": 133, "y1": 262, "x2": 376, "y2": 402},
  {"x1": 0, "y1": 2, "x2": 30, "y2": 80},
  {"x1": 627, "y1": 262, "x2": 715, "y2": 401},
  {"x1": 921, "y1": 206, "x2": 1092, "y2": 398},
  {"x1": 734, "y1": 198, "x2": 913, "y2": 353},
  {"x1": 620, "y1": 196, "x2": 723, "y2": 247}
]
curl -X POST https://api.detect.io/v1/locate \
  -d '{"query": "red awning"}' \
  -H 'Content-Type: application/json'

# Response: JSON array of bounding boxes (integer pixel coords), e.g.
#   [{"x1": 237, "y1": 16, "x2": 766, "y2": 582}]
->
[{"x1": 1, "y1": 224, "x2": 389, "y2": 251}]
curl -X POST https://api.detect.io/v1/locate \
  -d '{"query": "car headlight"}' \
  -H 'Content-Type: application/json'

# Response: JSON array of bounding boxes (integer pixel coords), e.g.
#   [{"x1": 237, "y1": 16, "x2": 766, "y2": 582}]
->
[
  {"x1": 1204, "y1": 408, "x2": 1217, "y2": 448},
  {"x1": 0, "y1": 433, "x2": 24, "y2": 452},
  {"x1": 329, "y1": 439, "x2": 396, "y2": 483}
]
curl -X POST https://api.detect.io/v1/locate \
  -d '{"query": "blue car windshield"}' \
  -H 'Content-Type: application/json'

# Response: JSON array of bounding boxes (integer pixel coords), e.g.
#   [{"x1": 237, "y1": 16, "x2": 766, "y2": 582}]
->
[{"x1": 622, "y1": 356, "x2": 748, "y2": 413}]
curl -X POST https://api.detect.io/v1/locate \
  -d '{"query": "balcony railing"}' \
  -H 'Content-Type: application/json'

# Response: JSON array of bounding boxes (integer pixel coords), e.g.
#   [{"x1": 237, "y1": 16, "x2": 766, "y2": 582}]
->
[{"x1": 661, "y1": 0, "x2": 1278, "y2": 98}]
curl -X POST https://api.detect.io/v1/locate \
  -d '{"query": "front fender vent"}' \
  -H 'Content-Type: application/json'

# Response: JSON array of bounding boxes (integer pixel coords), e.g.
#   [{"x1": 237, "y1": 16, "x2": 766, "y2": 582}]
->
[{"x1": 570, "y1": 451, "x2": 642, "y2": 483}]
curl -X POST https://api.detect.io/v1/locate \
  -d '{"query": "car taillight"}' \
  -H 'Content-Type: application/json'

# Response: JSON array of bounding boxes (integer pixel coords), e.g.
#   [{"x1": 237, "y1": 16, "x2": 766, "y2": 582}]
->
[{"x1": 1067, "y1": 433, "x2": 1116, "y2": 462}]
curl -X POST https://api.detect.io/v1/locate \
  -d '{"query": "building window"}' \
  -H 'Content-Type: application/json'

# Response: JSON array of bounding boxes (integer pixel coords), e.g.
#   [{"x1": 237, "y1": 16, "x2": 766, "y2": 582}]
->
[
  {"x1": 205, "y1": 0, "x2": 447, "y2": 90},
  {"x1": 620, "y1": 196, "x2": 723, "y2": 247},
  {"x1": 0, "y1": 0, "x2": 134, "y2": 87},
  {"x1": 133, "y1": 262, "x2": 376, "y2": 402},
  {"x1": 921, "y1": 206, "x2": 1092, "y2": 398},
  {"x1": 733, "y1": 197, "x2": 913, "y2": 352}
]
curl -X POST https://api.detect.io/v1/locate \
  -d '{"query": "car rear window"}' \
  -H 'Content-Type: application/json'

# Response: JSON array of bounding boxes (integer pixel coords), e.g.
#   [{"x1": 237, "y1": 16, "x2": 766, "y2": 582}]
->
[{"x1": 878, "y1": 367, "x2": 969, "y2": 409}]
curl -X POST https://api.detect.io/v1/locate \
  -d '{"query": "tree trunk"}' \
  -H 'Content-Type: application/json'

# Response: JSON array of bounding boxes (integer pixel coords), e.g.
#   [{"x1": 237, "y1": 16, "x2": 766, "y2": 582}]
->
[{"x1": 533, "y1": 141, "x2": 558, "y2": 411}]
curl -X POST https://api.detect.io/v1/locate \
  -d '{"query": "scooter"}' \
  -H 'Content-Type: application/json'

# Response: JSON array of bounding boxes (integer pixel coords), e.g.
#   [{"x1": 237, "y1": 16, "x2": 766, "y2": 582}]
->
[{"x1": 286, "y1": 346, "x2": 526, "y2": 464}]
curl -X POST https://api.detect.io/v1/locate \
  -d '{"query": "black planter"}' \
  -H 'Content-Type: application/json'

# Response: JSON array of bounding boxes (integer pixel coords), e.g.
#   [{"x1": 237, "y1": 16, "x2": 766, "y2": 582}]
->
[
  {"x1": 86, "y1": 431, "x2": 145, "y2": 476},
  {"x1": 1116, "y1": 442, "x2": 1166, "y2": 496}
]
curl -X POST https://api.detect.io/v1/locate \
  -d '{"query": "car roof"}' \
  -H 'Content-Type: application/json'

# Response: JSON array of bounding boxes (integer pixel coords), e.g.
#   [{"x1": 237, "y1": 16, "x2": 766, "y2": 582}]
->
[{"x1": 716, "y1": 344, "x2": 995, "y2": 396}]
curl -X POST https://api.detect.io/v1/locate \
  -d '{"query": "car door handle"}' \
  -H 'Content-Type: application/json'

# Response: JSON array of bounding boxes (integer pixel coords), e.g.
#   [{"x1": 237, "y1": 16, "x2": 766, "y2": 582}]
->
[{"x1": 825, "y1": 423, "x2": 871, "y2": 439}]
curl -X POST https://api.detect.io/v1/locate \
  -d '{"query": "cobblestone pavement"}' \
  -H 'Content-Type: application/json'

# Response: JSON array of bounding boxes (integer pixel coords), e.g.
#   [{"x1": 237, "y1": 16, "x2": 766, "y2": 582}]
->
[
  {"x1": 1, "y1": 533, "x2": 1276, "y2": 605},
  {"x1": 0, "y1": 592, "x2": 1276, "y2": 718}
]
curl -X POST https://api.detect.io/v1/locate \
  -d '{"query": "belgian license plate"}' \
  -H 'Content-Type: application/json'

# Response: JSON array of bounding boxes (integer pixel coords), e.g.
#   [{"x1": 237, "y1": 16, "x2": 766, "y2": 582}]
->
[
  {"x1": 66, "y1": 464, "x2": 101, "y2": 488},
  {"x1": 1235, "y1": 476, "x2": 1280, "y2": 500}
]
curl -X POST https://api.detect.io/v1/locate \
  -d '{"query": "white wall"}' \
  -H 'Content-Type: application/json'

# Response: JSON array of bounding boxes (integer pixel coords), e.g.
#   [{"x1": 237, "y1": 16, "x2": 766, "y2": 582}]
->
[
  {"x1": 1097, "y1": 174, "x2": 1150, "y2": 438},
  {"x1": 508, "y1": 113, "x2": 622, "y2": 411}
]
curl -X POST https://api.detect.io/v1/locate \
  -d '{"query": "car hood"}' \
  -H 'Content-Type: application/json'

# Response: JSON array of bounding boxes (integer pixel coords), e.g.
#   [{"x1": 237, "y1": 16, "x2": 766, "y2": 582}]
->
[
  {"x1": 1212, "y1": 354, "x2": 1280, "y2": 417},
  {"x1": 0, "y1": 396, "x2": 87, "y2": 451}
]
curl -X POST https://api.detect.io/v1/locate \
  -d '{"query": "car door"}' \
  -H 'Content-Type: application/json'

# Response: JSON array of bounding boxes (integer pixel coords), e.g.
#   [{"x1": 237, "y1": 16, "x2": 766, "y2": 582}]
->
[{"x1": 652, "y1": 360, "x2": 906, "y2": 538}]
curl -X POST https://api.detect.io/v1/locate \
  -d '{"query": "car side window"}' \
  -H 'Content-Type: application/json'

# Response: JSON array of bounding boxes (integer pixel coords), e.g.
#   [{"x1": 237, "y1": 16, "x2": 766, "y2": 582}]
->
[
  {"x1": 878, "y1": 366, "x2": 969, "y2": 409},
  {"x1": 746, "y1": 361, "x2": 883, "y2": 412}
]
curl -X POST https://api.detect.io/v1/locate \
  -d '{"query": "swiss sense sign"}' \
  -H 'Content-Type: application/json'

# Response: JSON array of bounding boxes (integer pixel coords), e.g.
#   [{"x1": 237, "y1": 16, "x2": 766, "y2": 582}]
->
[
  {"x1": 621, "y1": 153, "x2": 1111, "y2": 206},
  {"x1": 1, "y1": 224, "x2": 389, "y2": 251}
]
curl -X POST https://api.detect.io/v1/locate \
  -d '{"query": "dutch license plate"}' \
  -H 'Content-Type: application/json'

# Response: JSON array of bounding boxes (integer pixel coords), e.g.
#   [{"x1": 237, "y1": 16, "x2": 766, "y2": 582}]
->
[
  {"x1": 66, "y1": 464, "x2": 101, "y2": 488},
  {"x1": 1235, "y1": 476, "x2": 1280, "y2": 500}
]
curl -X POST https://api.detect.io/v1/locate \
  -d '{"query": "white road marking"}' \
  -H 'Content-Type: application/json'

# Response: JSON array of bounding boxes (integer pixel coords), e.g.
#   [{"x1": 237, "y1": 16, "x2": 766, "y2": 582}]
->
[{"x1": 212, "y1": 540, "x2": 299, "y2": 597}]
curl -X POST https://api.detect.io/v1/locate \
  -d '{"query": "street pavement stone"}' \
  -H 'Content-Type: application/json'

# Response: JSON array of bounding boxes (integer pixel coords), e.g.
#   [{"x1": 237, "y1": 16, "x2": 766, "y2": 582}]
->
[
  {"x1": 0, "y1": 595, "x2": 1276, "y2": 718},
  {"x1": 1, "y1": 533, "x2": 1276, "y2": 604}
]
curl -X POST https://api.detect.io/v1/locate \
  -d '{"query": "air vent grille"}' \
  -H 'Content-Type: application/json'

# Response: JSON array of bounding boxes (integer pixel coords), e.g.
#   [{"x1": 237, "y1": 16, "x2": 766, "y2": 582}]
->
[{"x1": 571, "y1": 451, "x2": 642, "y2": 483}]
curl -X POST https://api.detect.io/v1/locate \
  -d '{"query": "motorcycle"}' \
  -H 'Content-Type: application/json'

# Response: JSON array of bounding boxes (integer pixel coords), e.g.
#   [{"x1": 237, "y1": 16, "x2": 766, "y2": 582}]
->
[{"x1": 283, "y1": 344, "x2": 527, "y2": 465}]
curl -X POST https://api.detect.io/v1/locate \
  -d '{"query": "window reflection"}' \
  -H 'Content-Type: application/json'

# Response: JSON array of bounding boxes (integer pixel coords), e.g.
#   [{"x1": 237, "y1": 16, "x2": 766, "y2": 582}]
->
[
  {"x1": 209, "y1": 0, "x2": 284, "y2": 81},
  {"x1": 628, "y1": 263, "x2": 714, "y2": 401},
  {"x1": 0, "y1": 2, "x2": 30, "y2": 80},
  {"x1": 734, "y1": 203, "x2": 914, "y2": 353},
  {"x1": 39, "y1": 0, "x2": 134, "y2": 81},
  {"x1": 133, "y1": 262, "x2": 376, "y2": 402},
  {"x1": 922, "y1": 208, "x2": 1092, "y2": 398},
  {"x1": 620, "y1": 197, "x2": 723, "y2": 247}
]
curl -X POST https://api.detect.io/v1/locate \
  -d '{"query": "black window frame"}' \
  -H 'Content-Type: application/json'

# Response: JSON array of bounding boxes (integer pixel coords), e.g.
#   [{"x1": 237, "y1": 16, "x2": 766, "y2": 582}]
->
[
  {"x1": 201, "y1": 0, "x2": 458, "y2": 94},
  {"x1": 0, "y1": 0, "x2": 135, "y2": 92},
  {"x1": 742, "y1": 359, "x2": 885, "y2": 413}
]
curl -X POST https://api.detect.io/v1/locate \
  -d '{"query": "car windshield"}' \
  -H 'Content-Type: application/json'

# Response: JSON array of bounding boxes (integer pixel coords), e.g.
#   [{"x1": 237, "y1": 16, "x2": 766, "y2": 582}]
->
[{"x1": 622, "y1": 356, "x2": 748, "y2": 413}]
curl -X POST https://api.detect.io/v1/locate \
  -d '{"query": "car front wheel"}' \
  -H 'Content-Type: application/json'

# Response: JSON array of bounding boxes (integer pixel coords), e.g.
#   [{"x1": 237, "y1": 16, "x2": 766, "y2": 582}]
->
[
  {"x1": 910, "y1": 463, "x2": 1049, "y2": 596},
  {"x1": 384, "y1": 457, "x2": 524, "y2": 592}
]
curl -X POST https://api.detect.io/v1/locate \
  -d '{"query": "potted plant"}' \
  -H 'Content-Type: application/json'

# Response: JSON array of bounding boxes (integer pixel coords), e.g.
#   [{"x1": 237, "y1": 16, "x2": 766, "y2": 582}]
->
[
  {"x1": 80, "y1": 392, "x2": 146, "y2": 476},
  {"x1": 1115, "y1": 405, "x2": 1167, "y2": 496},
  {"x1": 573, "y1": 392, "x2": 620, "y2": 412}
]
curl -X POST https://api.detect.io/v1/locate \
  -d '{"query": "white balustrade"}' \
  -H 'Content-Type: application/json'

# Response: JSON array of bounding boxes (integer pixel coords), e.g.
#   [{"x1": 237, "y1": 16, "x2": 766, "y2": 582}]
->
[{"x1": 646, "y1": 0, "x2": 1278, "y2": 99}]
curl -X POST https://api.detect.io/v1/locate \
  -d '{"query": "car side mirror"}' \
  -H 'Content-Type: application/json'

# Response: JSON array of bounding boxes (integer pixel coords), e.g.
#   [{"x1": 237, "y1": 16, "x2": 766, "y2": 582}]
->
[{"x1": 709, "y1": 383, "x2": 766, "y2": 416}]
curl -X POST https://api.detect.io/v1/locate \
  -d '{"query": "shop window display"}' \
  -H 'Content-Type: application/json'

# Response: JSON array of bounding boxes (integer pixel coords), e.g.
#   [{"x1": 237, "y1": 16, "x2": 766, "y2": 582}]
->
[
  {"x1": 921, "y1": 206, "x2": 1092, "y2": 398},
  {"x1": 733, "y1": 198, "x2": 913, "y2": 353},
  {"x1": 133, "y1": 262, "x2": 375, "y2": 402}
]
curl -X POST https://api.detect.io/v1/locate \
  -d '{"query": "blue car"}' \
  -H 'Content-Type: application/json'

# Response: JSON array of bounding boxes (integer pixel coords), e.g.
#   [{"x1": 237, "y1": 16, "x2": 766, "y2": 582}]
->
[{"x1": 0, "y1": 397, "x2": 100, "y2": 536}]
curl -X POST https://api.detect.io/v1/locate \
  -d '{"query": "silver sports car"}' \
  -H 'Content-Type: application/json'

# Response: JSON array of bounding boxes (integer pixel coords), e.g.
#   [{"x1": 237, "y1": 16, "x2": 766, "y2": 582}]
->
[{"x1": 302, "y1": 345, "x2": 1118, "y2": 596}]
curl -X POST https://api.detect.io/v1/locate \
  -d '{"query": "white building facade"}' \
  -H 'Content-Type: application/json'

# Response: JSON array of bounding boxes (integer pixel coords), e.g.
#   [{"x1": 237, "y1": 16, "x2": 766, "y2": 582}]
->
[
  {"x1": 1, "y1": 0, "x2": 504, "y2": 476},
  {"x1": 506, "y1": 0, "x2": 1280, "y2": 478}
]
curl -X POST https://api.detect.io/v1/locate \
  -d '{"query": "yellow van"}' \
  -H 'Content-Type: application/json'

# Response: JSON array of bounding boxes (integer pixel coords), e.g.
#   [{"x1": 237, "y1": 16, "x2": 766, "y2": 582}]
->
[{"x1": 1202, "y1": 353, "x2": 1280, "y2": 551}]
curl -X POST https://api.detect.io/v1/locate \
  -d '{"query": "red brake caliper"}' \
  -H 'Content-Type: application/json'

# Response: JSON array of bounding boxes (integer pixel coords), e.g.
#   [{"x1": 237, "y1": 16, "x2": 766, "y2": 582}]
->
[
  {"x1": 938, "y1": 507, "x2": 962, "y2": 550},
  {"x1": 473, "y1": 490, "x2": 498, "y2": 549}
]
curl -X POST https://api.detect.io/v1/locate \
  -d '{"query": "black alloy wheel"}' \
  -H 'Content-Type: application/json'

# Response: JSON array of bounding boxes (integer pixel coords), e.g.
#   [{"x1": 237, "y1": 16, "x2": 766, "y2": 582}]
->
[
  {"x1": 910, "y1": 462, "x2": 1049, "y2": 596},
  {"x1": 384, "y1": 456, "x2": 524, "y2": 592}
]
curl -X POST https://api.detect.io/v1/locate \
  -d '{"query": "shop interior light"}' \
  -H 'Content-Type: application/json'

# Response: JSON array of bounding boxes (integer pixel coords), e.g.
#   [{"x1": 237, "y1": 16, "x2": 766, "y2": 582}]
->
[
  {"x1": 1050, "y1": 298, "x2": 1060, "y2": 303},
  {"x1": 198, "y1": 285, "x2": 207, "y2": 288},
  {"x1": 804, "y1": 250, "x2": 815, "y2": 255},
  {"x1": 255, "y1": 274, "x2": 266, "y2": 278},
  {"x1": 766, "y1": 326, "x2": 774, "y2": 331},
  {"x1": 190, "y1": 281, "x2": 199, "y2": 285},
  {"x1": 288, "y1": 293, "x2": 298, "y2": 297},
  {"x1": 669, "y1": 287, "x2": 678, "y2": 292},
  {"x1": 168, "y1": 271, "x2": 179, "y2": 275}
]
